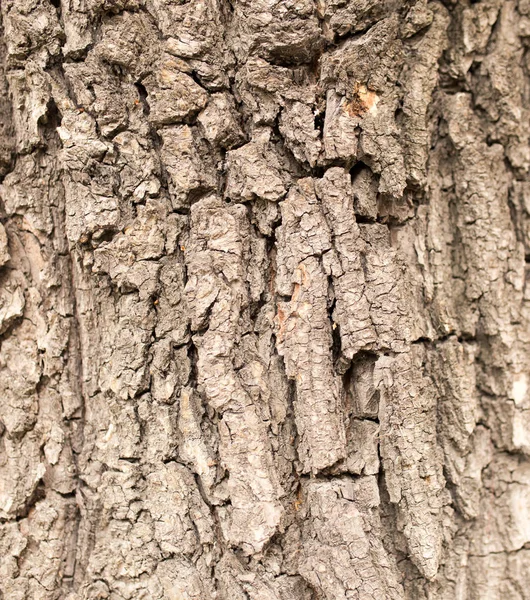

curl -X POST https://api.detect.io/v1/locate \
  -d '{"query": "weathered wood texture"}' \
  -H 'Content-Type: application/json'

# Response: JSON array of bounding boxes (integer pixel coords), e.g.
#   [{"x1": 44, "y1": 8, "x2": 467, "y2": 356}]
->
[{"x1": 1, "y1": 0, "x2": 530, "y2": 598}]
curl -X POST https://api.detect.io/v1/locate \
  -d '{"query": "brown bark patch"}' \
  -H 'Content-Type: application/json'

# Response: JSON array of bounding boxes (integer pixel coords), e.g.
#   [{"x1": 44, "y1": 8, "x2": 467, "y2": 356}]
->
[{"x1": 345, "y1": 82, "x2": 379, "y2": 117}]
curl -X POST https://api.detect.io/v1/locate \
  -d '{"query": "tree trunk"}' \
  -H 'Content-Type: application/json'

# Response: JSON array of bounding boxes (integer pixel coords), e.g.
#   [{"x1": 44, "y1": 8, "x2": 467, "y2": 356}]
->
[{"x1": 1, "y1": 0, "x2": 530, "y2": 598}]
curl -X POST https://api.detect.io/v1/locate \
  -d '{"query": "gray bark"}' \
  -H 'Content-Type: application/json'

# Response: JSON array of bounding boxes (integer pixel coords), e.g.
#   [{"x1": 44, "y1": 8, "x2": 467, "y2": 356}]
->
[{"x1": 1, "y1": 0, "x2": 530, "y2": 598}]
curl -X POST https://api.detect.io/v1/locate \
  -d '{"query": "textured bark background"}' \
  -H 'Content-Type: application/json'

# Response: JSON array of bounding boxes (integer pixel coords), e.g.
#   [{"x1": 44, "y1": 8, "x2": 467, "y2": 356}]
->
[{"x1": 2, "y1": 0, "x2": 530, "y2": 597}]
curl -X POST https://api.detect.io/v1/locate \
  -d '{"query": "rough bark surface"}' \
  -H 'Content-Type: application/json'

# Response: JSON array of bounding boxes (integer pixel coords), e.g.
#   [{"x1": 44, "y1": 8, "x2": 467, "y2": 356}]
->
[{"x1": 1, "y1": 0, "x2": 530, "y2": 598}]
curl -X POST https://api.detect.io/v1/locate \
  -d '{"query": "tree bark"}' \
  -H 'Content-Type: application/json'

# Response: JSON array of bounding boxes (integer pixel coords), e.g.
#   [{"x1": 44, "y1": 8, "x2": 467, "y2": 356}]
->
[{"x1": 1, "y1": 0, "x2": 530, "y2": 598}]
